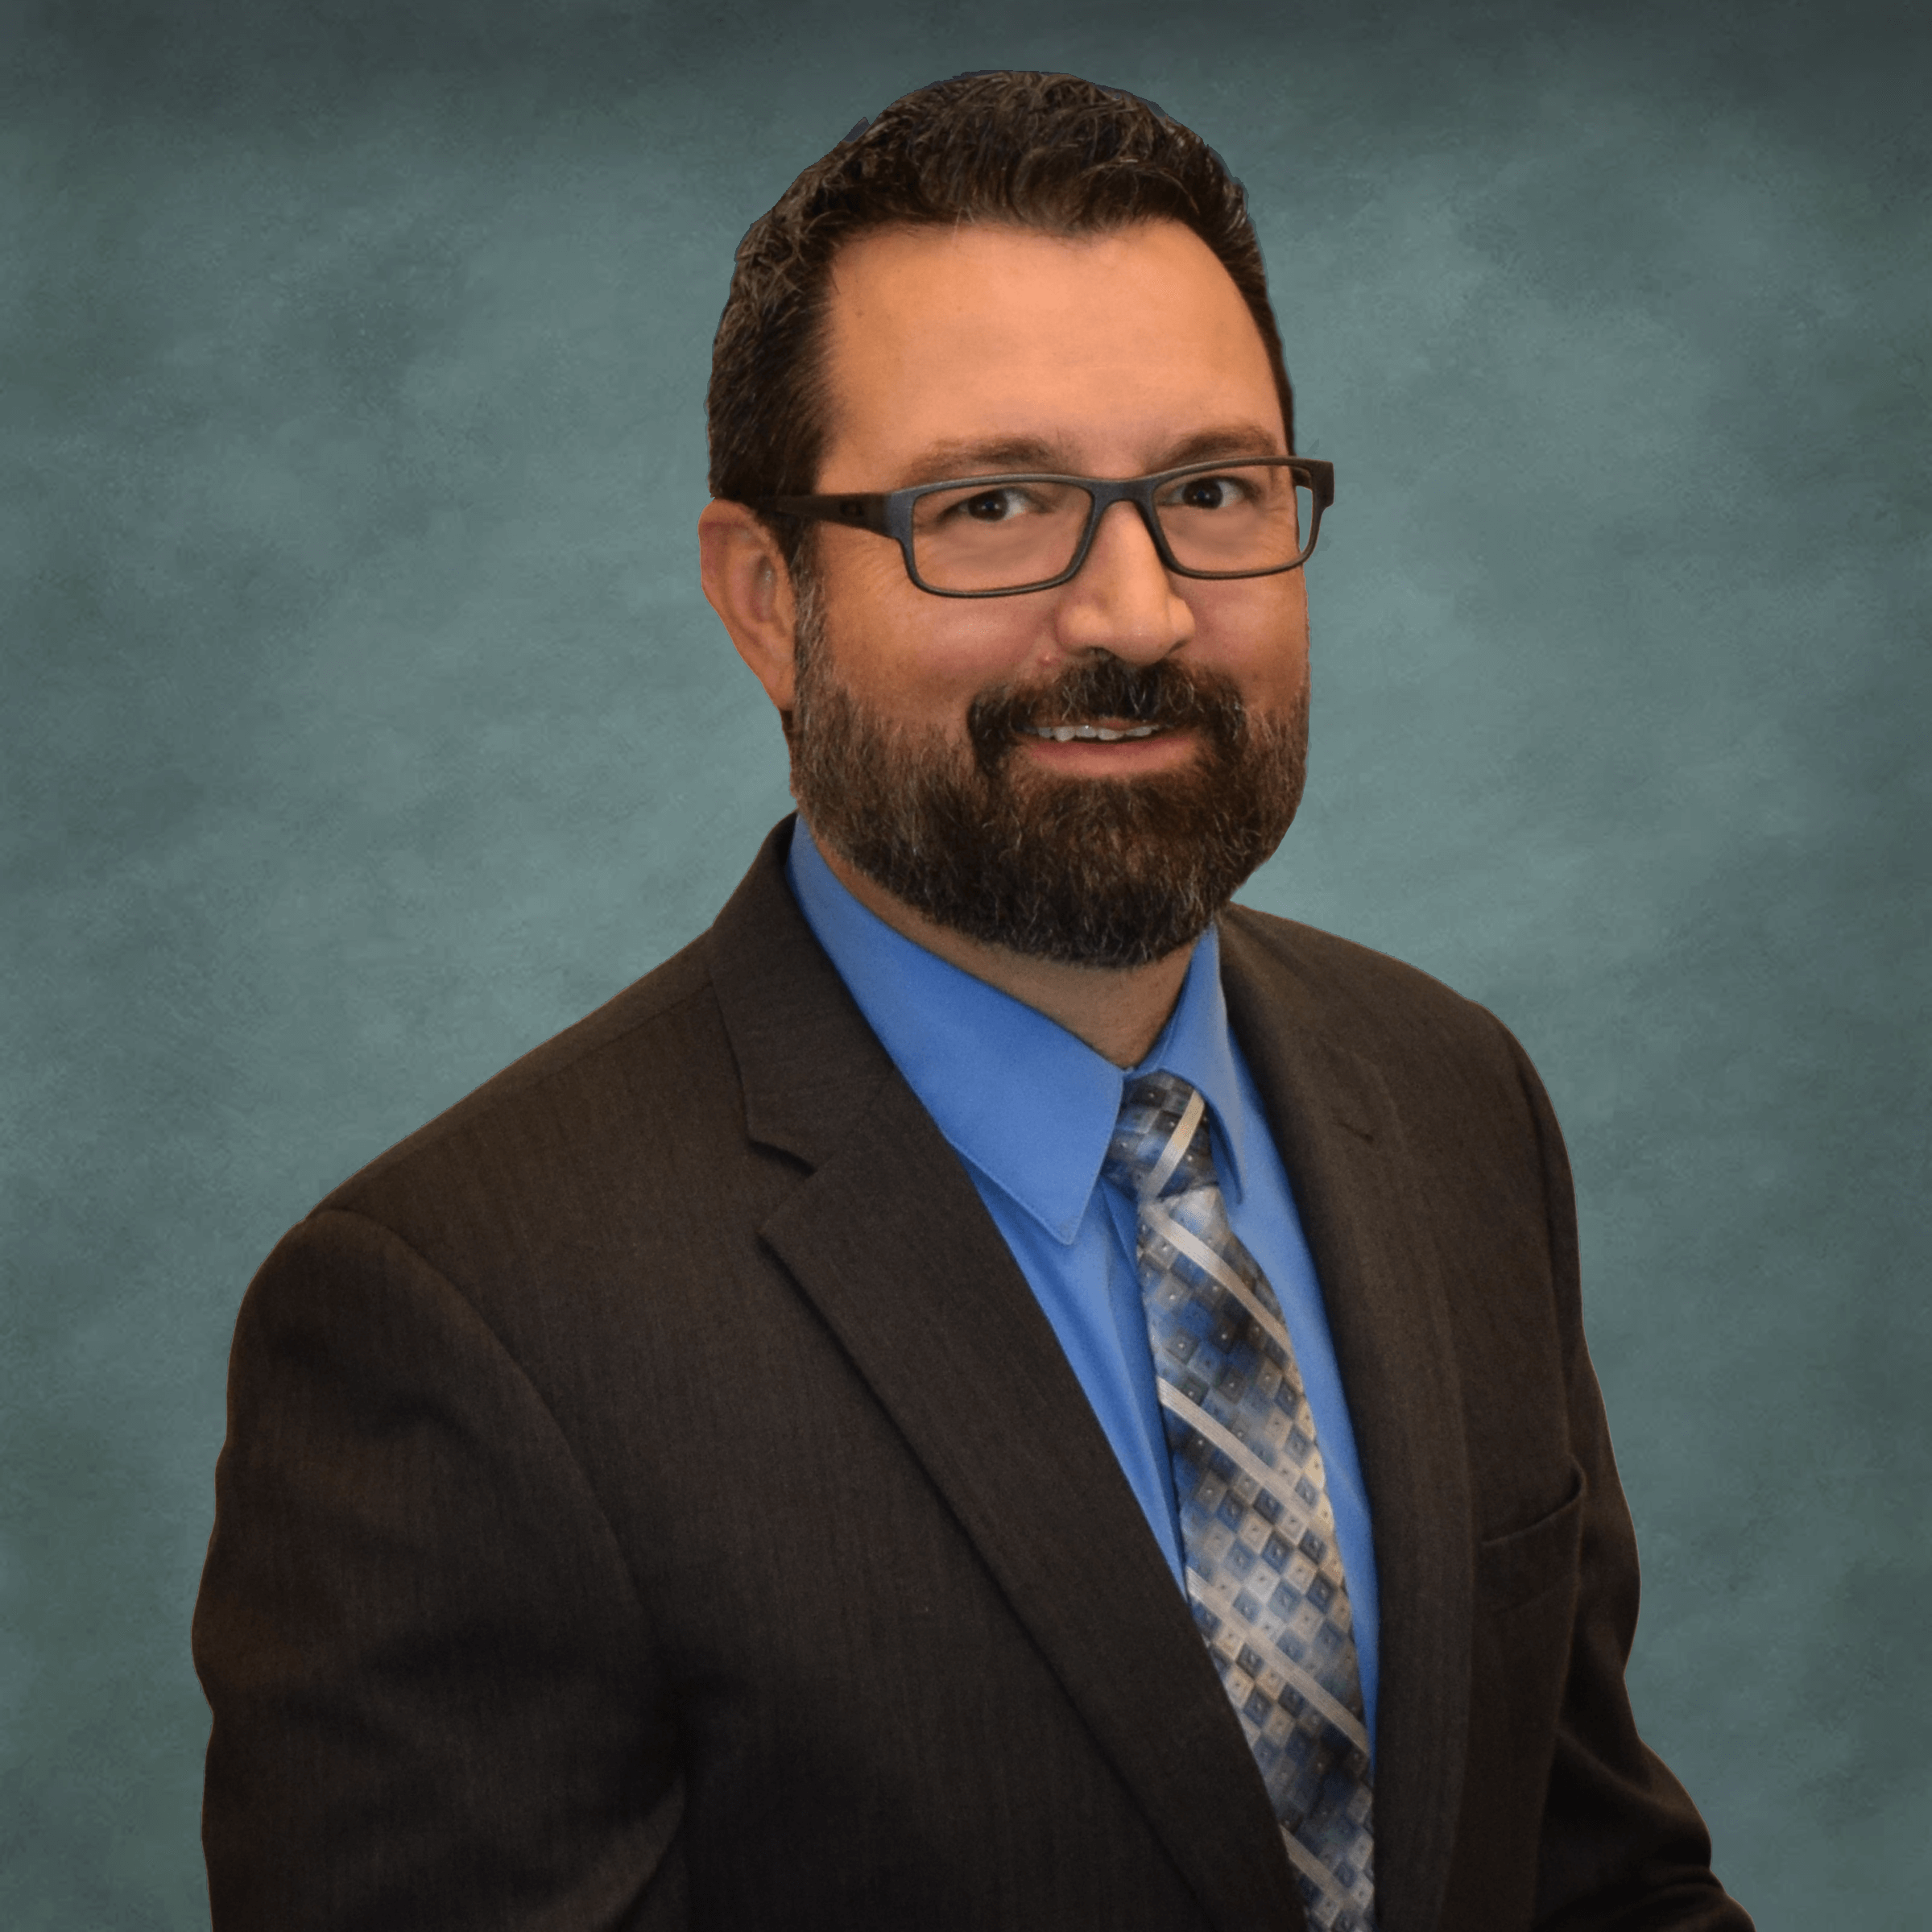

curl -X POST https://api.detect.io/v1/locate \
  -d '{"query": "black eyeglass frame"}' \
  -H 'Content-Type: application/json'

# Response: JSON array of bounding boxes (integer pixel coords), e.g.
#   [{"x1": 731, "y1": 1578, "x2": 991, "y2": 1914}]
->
[{"x1": 754, "y1": 455, "x2": 1336, "y2": 599}]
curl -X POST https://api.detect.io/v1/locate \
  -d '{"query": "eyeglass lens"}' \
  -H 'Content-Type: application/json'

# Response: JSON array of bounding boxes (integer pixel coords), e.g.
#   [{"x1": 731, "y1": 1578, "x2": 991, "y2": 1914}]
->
[{"x1": 908, "y1": 463, "x2": 1313, "y2": 592}]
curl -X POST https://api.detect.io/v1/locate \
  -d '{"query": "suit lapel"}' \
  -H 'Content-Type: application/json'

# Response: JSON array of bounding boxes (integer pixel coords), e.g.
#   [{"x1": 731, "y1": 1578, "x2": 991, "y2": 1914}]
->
[
  {"x1": 706, "y1": 825, "x2": 1304, "y2": 1932},
  {"x1": 1221, "y1": 910, "x2": 1474, "y2": 1932}
]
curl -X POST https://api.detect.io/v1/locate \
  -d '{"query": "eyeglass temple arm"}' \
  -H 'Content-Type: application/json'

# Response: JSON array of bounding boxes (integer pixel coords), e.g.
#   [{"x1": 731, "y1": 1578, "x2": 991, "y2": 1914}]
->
[{"x1": 752, "y1": 493, "x2": 893, "y2": 536}]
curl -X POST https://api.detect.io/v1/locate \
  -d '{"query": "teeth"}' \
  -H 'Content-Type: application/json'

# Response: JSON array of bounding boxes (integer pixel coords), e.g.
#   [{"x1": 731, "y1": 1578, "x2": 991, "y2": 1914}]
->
[{"x1": 1025, "y1": 722, "x2": 1161, "y2": 743}]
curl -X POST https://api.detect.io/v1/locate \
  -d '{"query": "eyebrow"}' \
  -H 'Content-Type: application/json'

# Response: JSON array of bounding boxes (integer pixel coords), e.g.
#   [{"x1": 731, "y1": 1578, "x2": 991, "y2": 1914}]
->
[{"x1": 891, "y1": 422, "x2": 1289, "y2": 486}]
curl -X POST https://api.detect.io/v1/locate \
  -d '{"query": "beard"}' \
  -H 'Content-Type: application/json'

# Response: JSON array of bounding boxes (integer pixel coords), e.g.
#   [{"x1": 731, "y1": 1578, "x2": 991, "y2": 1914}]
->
[{"x1": 785, "y1": 578, "x2": 1309, "y2": 970}]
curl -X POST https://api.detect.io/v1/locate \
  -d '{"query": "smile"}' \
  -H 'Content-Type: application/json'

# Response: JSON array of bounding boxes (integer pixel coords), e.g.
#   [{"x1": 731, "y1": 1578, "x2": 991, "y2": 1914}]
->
[{"x1": 1020, "y1": 722, "x2": 1165, "y2": 743}]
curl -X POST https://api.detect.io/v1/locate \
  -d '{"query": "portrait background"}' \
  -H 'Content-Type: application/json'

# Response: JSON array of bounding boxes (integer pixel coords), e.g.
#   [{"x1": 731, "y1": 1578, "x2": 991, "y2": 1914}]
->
[{"x1": 3, "y1": 2, "x2": 1924, "y2": 1925}]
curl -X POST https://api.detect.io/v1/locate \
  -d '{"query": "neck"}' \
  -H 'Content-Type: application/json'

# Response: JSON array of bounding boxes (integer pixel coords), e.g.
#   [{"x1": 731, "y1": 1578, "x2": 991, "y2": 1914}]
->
[{"x1": 813, "y1": 832, "x2": 1195, "y2": 1069}]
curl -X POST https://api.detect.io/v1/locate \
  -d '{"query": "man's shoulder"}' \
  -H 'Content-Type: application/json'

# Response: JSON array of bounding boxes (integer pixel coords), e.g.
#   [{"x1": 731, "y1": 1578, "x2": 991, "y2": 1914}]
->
[
  {"x1": 315, "y1": 929, "x2": 733, "y2": 1224},
  {"x1": 1218, "y1": 899, "x2": 1552, "y2": 1157},
  {"x1": 1221, "y1": 900, "x2": 1508, "y2": 1058},
  {"x1": 302, "y1": 821, "x2": 863, "y2": 1267}
]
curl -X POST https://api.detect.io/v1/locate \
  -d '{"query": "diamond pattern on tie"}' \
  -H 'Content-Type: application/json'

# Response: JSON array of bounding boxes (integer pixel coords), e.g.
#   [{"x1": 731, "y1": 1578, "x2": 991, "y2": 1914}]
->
[{"x1": 1107, "y1": 1070, "x2": 1377, "y2": 1932}]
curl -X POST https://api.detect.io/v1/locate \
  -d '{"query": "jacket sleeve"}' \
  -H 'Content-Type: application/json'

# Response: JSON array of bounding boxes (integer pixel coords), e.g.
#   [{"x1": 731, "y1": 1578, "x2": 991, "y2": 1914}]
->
[
  {"x1": 1501, "y1": 1032, "x2": 1755, "y2": 1932},
  {"x1": 192, "y1": 1207, "x2": 687, "y2": 1930}
]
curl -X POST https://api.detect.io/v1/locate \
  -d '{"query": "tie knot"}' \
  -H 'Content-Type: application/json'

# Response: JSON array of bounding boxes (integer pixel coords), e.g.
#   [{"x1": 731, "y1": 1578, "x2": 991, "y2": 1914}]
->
[{"x1": 1106, "y1": 1070, "x2": 1217, "y2": 1202}]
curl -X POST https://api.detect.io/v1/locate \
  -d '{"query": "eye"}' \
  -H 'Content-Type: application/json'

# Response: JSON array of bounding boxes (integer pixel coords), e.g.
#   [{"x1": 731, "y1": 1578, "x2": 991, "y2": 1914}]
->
[
  {"x1": 1173, "y1": 474, "x2": 1247, "y2": 510},
  {"x1": 957, "y1": 487, "x2": 1029, "y2": 523}
]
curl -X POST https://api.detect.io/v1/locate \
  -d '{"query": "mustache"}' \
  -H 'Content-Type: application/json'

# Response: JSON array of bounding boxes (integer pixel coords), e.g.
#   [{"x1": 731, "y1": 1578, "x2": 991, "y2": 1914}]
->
[{"x1": 966, "y1": 656, "x2": 1249, "y2": 774}]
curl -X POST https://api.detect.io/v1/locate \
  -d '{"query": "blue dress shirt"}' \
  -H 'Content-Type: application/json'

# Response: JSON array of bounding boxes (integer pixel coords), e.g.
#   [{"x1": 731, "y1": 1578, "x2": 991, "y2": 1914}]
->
[{"x1": 785, "y1": 820, "x2": 1380, "y2": 1758}]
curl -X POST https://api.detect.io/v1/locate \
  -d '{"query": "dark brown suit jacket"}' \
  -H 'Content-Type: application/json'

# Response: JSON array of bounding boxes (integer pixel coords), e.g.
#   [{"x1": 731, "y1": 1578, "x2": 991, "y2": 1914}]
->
[{"x1": 194, "y1": 819, "x2": 1751, "y2": 1931}]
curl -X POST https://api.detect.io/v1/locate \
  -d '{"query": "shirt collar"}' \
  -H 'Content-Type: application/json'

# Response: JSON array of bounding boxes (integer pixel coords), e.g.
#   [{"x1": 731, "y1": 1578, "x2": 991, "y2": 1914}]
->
[{"x1": 785, "y1": 818, "x2": 1251, "y2": 1243}]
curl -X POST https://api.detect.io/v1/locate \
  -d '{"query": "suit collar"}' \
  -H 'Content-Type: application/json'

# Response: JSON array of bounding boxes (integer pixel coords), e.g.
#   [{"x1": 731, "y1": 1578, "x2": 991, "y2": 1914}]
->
[{"x1": 701, "y1": 819, "x2": 899, "y2": 1166}]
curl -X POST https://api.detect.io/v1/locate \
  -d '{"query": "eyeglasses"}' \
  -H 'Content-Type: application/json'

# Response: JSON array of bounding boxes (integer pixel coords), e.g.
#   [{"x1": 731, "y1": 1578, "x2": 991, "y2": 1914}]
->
[{"x1": 755, "y1": 456, "x2": 1335, "y2": 598}]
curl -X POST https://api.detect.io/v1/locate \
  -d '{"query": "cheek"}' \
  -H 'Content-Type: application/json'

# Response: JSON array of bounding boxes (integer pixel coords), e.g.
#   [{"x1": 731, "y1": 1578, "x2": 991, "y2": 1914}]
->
[
  {"x1": 1188, "y1": 584, "x2": 1309, "y2": 701},
  {"x1": 829, "y1": 582, "x2": 1049, "y2": 721}
]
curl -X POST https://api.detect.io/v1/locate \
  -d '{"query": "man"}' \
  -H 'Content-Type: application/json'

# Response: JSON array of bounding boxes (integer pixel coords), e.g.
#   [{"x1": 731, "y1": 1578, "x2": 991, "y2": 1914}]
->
[{"x1": 194, "y1": 72, "x2": 1752, "y2": 1932}]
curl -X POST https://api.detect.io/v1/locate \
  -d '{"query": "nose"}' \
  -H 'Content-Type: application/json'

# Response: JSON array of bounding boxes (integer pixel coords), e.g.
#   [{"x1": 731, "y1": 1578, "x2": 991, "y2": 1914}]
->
[{"x1": 1053, "y1": 498, "x2": 1194, "y2": 663}]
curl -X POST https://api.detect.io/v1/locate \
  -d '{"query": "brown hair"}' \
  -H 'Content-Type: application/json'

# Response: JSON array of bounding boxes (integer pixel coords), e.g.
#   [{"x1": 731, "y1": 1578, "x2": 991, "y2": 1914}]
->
[{"x1": 705, "y1": 70, "x2": 1297, "y2": 578}]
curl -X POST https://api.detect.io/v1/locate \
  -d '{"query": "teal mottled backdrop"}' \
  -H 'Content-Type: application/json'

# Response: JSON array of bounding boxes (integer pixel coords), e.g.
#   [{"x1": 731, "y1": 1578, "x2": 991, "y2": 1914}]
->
[{"x1": 2, "y1": 2, "x2": 1926, "y2": 1924}]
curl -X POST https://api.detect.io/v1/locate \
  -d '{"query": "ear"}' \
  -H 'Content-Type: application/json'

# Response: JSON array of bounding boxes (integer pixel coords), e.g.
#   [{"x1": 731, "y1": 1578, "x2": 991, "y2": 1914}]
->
[{"x1": 699, "y1": 499, "x2": 801, "y2": 713}]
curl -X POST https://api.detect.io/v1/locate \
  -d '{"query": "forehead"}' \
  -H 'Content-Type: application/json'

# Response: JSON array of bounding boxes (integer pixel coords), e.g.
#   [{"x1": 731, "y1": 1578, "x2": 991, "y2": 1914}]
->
[{"x1": 815, "y1": 218, "x2": 1283, "y2": 483}]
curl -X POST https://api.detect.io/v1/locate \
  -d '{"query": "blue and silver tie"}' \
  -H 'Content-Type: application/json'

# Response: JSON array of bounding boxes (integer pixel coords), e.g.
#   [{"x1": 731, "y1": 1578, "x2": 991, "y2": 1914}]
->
[{"x1": 1107, "y1": 1070, "x2": 1377, "y2": 1932}]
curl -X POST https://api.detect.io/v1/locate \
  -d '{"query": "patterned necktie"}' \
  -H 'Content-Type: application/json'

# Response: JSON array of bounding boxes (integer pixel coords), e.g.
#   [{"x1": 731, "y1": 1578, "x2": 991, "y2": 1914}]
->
[{"x1": 1106, "y1": 1070, "x2": 1377, "y2": 1932}]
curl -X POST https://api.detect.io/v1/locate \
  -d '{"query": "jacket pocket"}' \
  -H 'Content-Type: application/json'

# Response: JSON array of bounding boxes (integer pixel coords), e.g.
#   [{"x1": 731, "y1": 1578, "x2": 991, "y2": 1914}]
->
[
  {"x1": 1445, "y1": 1461, "x2": 1590, "y2": 1930},
  {"x1": 1475, "y1": 1458, "x2": 1586, "y2": 1616}
]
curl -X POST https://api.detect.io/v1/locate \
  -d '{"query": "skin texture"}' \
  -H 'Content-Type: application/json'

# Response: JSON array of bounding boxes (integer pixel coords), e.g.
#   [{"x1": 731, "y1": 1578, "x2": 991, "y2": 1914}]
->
[{"x1": 699, "y1": 217, "x2": 1312, "y2": 1065}]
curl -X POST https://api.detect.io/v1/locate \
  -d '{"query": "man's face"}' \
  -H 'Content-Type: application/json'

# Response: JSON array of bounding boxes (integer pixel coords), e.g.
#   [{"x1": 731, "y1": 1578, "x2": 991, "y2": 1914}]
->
[{"x1": 790, "y1": 217, "x2": 1312, "y2": 967}]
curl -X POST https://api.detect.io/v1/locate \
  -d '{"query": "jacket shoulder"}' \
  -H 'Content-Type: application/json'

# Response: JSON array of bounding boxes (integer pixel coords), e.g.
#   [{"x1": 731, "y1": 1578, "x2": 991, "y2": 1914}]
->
[
  {"x1": 315, "y1": 930, "x2": 728, "y2": 1222},
  {"x1": 1218, "y1": 903, "x2": 1571, "y2": 1272},
  {"x1": 1220, "y1": 901, "x2": 1516, "y2": 1073}
]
